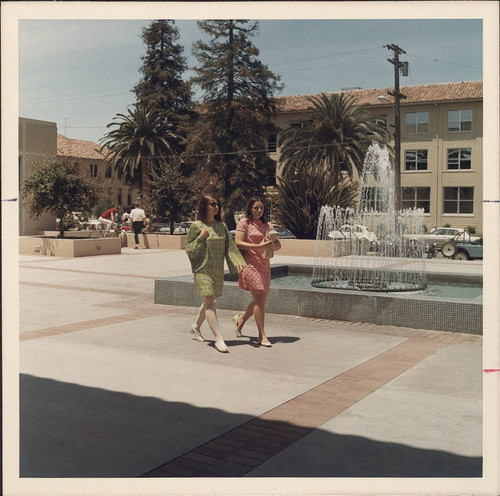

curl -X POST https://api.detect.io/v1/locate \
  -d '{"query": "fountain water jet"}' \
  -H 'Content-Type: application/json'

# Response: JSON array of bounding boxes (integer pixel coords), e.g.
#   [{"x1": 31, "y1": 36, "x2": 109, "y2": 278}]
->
[{"x1": 312, "y1": 142, "x2": 427, "y2": 292}]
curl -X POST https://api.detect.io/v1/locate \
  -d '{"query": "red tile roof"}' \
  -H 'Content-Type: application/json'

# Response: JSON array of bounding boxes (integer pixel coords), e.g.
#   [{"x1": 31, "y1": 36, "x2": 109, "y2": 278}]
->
[
  {"x1": 275, "y1": 80, "x2": 483, "y2": 112},
  {"x1": 57, "y1": 134, "x2": 109, "y2": 160}
]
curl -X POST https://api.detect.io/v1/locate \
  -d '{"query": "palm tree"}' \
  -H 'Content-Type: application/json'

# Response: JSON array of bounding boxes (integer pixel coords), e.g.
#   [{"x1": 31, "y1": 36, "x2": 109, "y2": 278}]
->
[
  {"x1": 100, "y1": 105, "x2": 180, "y2": 199},
  {"x1": 278, "y1": 93, "x2": 389, "y2": 183}
]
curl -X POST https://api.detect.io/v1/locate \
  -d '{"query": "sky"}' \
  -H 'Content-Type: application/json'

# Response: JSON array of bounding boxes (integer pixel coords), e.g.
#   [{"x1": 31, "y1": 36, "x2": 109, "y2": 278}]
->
[{"x1": 18, "y1": 15, "x2": 483, "y2": 145}]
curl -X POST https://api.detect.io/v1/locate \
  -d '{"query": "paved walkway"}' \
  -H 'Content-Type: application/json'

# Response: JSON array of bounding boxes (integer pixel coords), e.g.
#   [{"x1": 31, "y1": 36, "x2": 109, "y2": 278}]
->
[{"x1": 16, "y1": 248, "x2": 487, "y2": 489}]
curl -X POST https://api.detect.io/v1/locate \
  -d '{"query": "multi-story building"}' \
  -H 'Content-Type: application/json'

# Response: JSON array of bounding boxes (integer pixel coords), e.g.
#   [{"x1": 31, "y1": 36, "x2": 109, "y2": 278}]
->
[
  {"x1": 269, "y1": 81, "x2": 483, "y2": 234},
  {"x1": 19, "y1": 117, "x2": 140, "y2": 235},
  {"x1": 57, "y1": 134, "x2": 140, "y2": 211}
]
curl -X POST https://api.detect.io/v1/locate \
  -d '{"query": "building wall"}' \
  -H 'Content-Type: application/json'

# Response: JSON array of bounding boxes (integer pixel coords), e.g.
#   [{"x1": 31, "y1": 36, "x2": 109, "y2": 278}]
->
[
  {"x1": 19, "y1": 118, "x2": 58, "y2": 235},
  {"x1": 75, "y1": 157, "x2": 139, "y2": 213},
  {"x1": 270, "y1": 99, "x2": 483, "y2": 235}
]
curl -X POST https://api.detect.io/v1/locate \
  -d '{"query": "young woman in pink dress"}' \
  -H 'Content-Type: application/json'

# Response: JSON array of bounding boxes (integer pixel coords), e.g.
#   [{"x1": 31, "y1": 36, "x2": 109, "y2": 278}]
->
[{"x1": 233, "y1": 197, "x2": 281, "y2": 347}]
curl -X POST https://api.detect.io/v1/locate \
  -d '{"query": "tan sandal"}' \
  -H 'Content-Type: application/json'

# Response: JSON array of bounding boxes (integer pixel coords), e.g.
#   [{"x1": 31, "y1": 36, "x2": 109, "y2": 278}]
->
[
  {"x1": 232, "y1": 315, "x2": 242, "y2": 338},
  {"x1": 189, "y1": 324, "x2": 205, "y2": 342}
]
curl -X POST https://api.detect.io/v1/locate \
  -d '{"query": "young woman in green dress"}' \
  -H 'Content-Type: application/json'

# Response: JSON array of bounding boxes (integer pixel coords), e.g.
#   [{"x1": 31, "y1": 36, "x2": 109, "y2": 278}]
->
[{"x1": 185, "y1": 194, "x2": 246, "y2": 353}]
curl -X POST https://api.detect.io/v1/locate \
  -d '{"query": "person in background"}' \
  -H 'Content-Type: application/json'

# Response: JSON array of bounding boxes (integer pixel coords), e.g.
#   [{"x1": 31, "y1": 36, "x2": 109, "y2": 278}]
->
[
  {"x1": 233, "y1": 197, "x2": 281, "y2": 347},
  {"x1": 98, "y1": 205, "x2": 120, "y2": 231},
  {"x1": 185, "y1": 194, "x2": 246, "y2": 353},
  {"x1": 129, "y1": 202, "x2": 146, "y2": 249}
]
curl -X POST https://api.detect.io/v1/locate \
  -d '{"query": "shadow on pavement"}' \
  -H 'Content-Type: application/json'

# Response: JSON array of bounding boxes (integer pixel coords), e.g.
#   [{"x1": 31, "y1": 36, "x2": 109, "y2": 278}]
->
[{"x1": 20, "y1": 374, "x2": 482, "y2": 478}]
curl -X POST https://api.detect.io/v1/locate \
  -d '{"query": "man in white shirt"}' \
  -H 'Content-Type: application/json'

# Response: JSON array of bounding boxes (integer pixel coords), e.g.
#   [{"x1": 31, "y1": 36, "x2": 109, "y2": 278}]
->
[{"x1": 130, "y1": 202, "x2": 146, "y2": 249}]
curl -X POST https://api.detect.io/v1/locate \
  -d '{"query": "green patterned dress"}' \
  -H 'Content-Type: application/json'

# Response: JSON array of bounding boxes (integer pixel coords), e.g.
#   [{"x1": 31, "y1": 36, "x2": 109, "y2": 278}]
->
[{"x1": 185, "y1": 221, "x2": 246, "y2": 297}]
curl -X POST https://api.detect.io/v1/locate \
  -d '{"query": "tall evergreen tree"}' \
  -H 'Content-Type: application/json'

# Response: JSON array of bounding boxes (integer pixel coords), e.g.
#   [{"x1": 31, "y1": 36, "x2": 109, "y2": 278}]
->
[
  {"x1": 186, "y1": 20, "x2": 283, "y2": 229},
  {"x1": 133, "y1": 20, "x2": 193, "y2": 144}
]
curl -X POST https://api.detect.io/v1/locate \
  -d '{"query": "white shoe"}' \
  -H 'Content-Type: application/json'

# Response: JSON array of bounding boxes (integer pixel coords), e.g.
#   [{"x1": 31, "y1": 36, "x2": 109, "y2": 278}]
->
[{"x1": 215, "y1": 341, "x2": 229, "y2": 353}]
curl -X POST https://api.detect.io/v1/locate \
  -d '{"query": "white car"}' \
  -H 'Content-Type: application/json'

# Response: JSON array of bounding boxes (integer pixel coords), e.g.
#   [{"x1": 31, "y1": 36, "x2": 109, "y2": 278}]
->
[
  {"x1": 328, "y1": 224, "x2": 378, "y2": 244},
  {"x1": 407, "y1": 227, "x2": 480, "y2": 250}
]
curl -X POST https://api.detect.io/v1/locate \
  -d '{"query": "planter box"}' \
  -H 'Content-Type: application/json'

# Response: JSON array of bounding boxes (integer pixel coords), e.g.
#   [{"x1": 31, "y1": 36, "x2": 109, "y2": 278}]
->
[
  {"x1": 20, "y1": 236, "x2": 121, "y2": 257},
  {"x1": 125, "y1": 233, "x2": 186, "y2": 250}
]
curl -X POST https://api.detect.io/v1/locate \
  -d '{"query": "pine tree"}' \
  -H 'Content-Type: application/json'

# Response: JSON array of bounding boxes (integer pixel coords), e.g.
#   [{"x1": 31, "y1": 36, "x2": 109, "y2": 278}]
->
[
  {"x1": 133, "y1": 20, "x2": 193, "y2": 143},
  {"x1": 186, "y1": 20, "x2": 283, "y2": 229}
]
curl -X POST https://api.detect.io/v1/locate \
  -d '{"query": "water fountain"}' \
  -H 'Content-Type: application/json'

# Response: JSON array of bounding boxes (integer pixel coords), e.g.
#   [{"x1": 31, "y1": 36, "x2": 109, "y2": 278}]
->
[
  {"x1": 154, "y1": 141, "x2": 482, "y2": 335},
  {"x1": 312, "y1": 142, "x2": 427, "y2": 292}
]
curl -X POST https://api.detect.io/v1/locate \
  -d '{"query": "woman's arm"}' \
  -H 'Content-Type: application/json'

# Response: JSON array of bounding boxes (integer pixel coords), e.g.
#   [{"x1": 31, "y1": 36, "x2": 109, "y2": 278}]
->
[
  {"x1": 234, "y1": 230, "x2": 273, "y2": 251},
  {"x1": 185, "y1": 222, "x2": 208, "y2": 272},
  {"x1": 224, "y1": 223, "x2": 246, "y2": 273}
]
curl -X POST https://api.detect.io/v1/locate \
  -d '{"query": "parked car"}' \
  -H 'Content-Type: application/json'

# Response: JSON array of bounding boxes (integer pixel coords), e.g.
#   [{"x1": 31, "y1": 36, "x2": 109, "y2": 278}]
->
[
  {"x1": 441, "y1": 234, "x2": 483, "y2": 260},
  {"x1": 377, "y1": 236, "x2": 437, "y2": 258},
  {"x1": 229, "y1": 225, "x2": 296, "y2": 240},
  {"x1": 271, "y1": 225, "x2": 296, "y2": 239},
  {"x1": 328, "y1": 224, "x2": 378, "y2": 243},
  {"x1": 406, "y1": 227, "x2": 480, "y2": 251},
  {"x1": 150, "y1": 222, "x2": 188, "y2": 234}
]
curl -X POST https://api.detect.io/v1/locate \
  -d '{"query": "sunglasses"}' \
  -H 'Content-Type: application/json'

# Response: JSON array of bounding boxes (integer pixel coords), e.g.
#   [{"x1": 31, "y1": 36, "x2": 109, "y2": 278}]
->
[{"x1": 208, "y1": 202, "x2": 219, "y2": 207}]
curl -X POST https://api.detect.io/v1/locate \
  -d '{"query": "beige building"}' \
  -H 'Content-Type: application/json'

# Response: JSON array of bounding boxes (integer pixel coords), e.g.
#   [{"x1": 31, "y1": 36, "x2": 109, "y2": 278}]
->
[
  {"x1": 19, "y1": 117, "x2": 140, "y2": 235},
  {"x1": 57, "y1": 134, "x2": 140, "y2": 211},
  {"x1": 19, "y1": 118, "x2": 58, "y2": 235},
  {"x1": 270, "y1": 81, "x2": 483, "y2": 234}
]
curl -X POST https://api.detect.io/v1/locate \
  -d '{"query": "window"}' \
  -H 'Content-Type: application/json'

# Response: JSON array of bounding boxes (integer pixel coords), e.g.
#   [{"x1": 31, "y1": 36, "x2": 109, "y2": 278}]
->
[
  {"x1": 127, "y1": 193, "x2": 132, "y2": 206},
  {"x1": 443, "y1": 187, "x2": 474, "y2": 214},
  {"x1": 290, "y1": 122, "x2": 303, "y2": 129},
  {"x1": 402, "y1": 187, "x2": 430, "y2": 213},
  {"x1": 267, "y1": 162, "x2": 277, "y2": 186},
  {"x1": 405, "y1": 112, "x2": 429, "y2": 134},
  {"x1": 447, "y1": 148, "x2": 472, "y2": 170},
  {"x1": 267, "y1": 134, "x2": 277, "y2": 153},
  {"x1": 105, "y1": 166, "x2": 112, "y2": 179},
  {"x1": 361, "y1": 187, "x2": 388, "y2": 212},
  {"x1": 90, "y1": 164, "x2": 98, "y2": 178},
  {"x1": 448, "y1": 110, "x2": 472, "y2": 132},
  {"x1": 405, "y1": 150, "x2": 428, "y2": 171},
  {"x1": 117, "y1": 188, "x2": 122, "y2": 206}
]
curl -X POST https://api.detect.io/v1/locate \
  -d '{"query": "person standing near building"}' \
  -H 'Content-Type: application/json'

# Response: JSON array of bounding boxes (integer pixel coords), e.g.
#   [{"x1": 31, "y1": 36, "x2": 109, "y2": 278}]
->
[
  {"x1": 130, "y1": 202, "x2": 146, "y2": 249},
  {"x1": 185, "y1": 194, "x2": 246, "y2": 353}
]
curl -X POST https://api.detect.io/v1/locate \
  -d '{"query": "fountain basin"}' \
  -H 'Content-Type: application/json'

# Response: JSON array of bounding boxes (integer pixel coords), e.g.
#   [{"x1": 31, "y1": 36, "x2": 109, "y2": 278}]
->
[{"x1": 154, "y1": 265, "x2": 482, "y2": 335}]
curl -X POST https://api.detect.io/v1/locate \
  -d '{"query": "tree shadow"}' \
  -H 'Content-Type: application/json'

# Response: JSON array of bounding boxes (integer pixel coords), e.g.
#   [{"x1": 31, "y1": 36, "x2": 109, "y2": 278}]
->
[{"x1": 20, "y1": 374, "x2": 482, "y2": 479}]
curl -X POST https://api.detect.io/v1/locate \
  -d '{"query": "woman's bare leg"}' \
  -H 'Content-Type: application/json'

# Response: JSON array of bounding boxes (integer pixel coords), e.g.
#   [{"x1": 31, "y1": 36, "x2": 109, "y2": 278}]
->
[
  {"x1": 250, "y1": 289, "x2": 270, "y2": 344},
  {"x1": 189, "y1": 302, "x2": 206, "y2": 341},
  {"x1": 236, "y1": 301, "x2": 255, "y2": 333},
  {"x1": 204, "y1": 296, "x2": 228, "y2": 352}
]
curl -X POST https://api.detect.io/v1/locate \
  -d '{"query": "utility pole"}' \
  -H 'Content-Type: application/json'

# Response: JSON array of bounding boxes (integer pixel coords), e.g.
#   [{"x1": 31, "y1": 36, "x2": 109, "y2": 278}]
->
[{"x1": 384, "y1": 44, "x2": 407, "y2": 212}]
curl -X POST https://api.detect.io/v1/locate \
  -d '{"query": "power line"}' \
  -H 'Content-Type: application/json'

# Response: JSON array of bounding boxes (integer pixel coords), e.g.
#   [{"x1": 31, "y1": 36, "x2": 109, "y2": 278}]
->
[{"x1": 99, "y1": 139, "x2": 379, "y2": 161}]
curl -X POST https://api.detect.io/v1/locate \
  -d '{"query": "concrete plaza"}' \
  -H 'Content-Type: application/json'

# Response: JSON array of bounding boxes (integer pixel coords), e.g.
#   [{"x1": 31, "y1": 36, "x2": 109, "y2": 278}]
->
[{"x1": 17, "y1": 247, "x2": 485, "y2": 487}]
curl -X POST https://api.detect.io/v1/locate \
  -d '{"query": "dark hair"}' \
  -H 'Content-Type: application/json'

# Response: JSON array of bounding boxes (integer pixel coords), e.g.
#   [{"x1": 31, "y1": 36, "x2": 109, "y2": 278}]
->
[
  {"x1": 245, "y1": 197, "x2": 269, "y2": 223},
  {"x1": 197, "y1": 194, "x2": 222, "y2": 223}
]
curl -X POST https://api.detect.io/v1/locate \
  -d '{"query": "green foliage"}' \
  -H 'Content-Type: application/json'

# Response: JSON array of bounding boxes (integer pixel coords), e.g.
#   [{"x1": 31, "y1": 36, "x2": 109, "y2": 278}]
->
[
  {"x1": 467, "y1": 225, "x2": 476, "y2": 235},
  {"x1": 146, "y1": 156, "x2": 207, "y2": 233},
  {"x1": 133, "y1": 20, "x2": 194, "y2": 142},
  {"x1": 100, "y1": 105, "x2": 181, "y2": 198},
  {"x1": 274, "y1": 162, "x2": 359, "y2": 239},
  {"x1": 91, "y1": 193, "x2": 115, "y2": 219},
  {"x1": 278, "y1": 93, "x2": 389, "y2": 183},
  {"x1": 186, "y1": 20, "x2": 283, "y2": 229},
  {"x1": 21, "y1": 158, "x2": 101, "y2": 237}
]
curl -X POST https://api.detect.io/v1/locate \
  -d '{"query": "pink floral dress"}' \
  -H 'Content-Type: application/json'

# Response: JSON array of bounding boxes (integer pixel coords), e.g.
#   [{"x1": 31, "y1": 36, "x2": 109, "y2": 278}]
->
[{"x1": 236, "y1": 218, "x2": 272, "y2": 293}]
